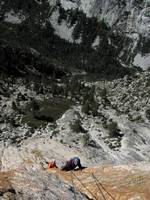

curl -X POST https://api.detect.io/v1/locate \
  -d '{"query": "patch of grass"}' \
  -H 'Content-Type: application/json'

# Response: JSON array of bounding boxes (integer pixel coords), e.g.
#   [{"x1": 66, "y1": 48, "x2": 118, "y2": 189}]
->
[
  {"x1": 21, "y1": 115, "x2": 47, "y2": 129},
  {"x1": 22, "y1": 97, "x2": 72, "y2": 128},
  {"x1": 38, "y1": 98, "x2": 71, "y2": 120},
  {"x1": 31, "y1": 149, "x2": 43, "y2": 159},
  {"x1": 23, "y1": 159, "x2": 34, "y2": 165},
  {"x1": 0, "y1": 171, "x2": 15, "y2": 190}
]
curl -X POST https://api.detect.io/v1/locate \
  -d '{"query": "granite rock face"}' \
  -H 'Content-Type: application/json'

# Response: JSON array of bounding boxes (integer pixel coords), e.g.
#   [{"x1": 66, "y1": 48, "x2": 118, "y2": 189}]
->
[
  {"x1": 49, "y1": 162, "x2": 150, "y2": 200},
  {"x1": 0, "y1": 169, "x2": 89, "y2": 200},
  {"x1": 0, "y1": 1, "x2": 150, "y2": 199},
  {"x1": 1, "y1": 138, "x2": 150, "y2": 200},
  {"x1": 0, "y1": 71, "x2": 150, "y2": 199},
  {"x1": 57, "y1": 0, "x2": 150, "y2": 37},
  {"x1": 49, "y1": 0, "x2": 150, "y2": 69},
  {"x1": 1, "y1": 0, "x2": 150, "y2": 72},
  {"x1": 0, "y1": 138, "x2": 90, "y2": 200}
]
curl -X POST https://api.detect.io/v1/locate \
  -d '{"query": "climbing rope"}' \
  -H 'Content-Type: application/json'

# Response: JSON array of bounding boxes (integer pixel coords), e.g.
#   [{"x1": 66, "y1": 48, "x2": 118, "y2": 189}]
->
[
  {"x1": 92, "y1": 173, "x2": 115, "y2": 200},
  {"x1": 91, "y1": 173, "x2": 107, "y2": 200},
  {"x1": 71, "y1": 171, "x2": 98, "y2": 200},
  {"x1": 70, "y1": 170, "x2": 116, "y2": 200},
  {"x1": 71, "y1": 171, "x2": 77, "y2": 200}
]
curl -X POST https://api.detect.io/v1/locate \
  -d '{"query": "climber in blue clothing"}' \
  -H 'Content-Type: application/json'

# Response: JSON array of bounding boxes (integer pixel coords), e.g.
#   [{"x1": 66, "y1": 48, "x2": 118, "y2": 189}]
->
[{"x1": 61, "y1": 157, "x2": 84, "y2": 171}]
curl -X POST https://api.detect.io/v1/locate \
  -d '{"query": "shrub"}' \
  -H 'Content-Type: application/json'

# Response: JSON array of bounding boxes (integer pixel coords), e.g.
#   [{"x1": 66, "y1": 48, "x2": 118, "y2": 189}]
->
[
  {"x1": 146, "y1": 108, "x2": 150, "y2": 120},
  {"x1": 31, "y1": 100, "x2": 39, "y2": 111},
  {"x1": 100, "y1": 88, "x2": 107, "y2": 99},
  {"x1": 146, "y1": 78, "x2": 150, "y2": 87},
  {"x1": 50, "y1": 130, "x2": 58, "y2": 139},
  {"x1": 81, "y1": 100, "x2": 99, "y2": 116},
  {"x1": 133, "y1": 115, "x2": 144, "y2": 123},
  {"x1": 107, "y1": 121, "x2": 121, "y2": 138},
  {"x1": 80, "y1": 134, "x2": 90, "y2": 146},
  {"x1": 91, "y1": 101, "x2": 99, "y2": 116},
  {"x1": 12, "y1": 101, "x2": 18, "y2": 110},
  {"x1": 81, "y1": 101, "x2": 90, "y2": 114},
  {"x1": 82, "y1": 86, "x2": 95, "y2": 104},
  {"x1": 100, "y1": 87, "x2": 111, "y2": 107},
  {"x1": 70, "y1": 119, "x2": 85, "y2": 133}
]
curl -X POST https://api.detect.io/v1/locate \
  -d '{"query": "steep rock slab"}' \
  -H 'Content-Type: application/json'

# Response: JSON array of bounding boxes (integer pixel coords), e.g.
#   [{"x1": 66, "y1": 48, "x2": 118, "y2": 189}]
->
[
  {"x1": 0, "y1": 168, "x2": 89, "y2": 200},
  {"x1": 49, "y1": 162, "x2": 150, "y2": 200}
]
